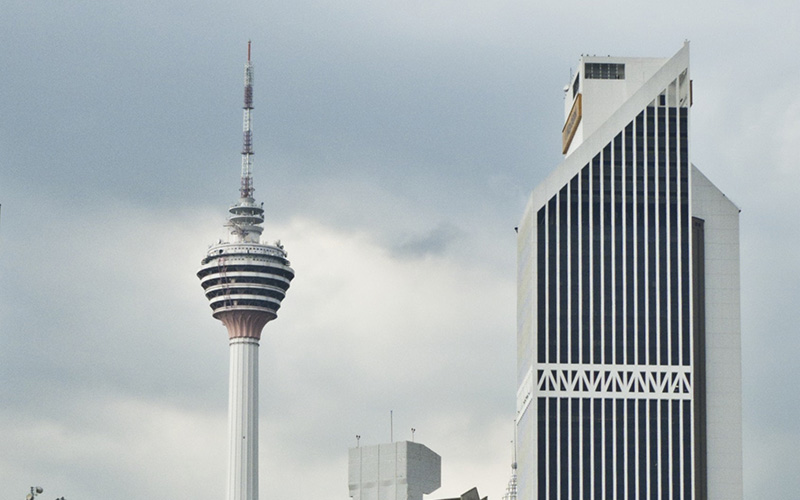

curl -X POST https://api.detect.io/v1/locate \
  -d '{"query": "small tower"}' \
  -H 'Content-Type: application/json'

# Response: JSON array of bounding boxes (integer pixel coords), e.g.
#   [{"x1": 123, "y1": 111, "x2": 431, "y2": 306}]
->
[
  {"x1": 501, "y1": 461, "x2": 517, "y2": 500},
  {"x1": 197, "y1": 42, "x2": 294, "y2": 500}
]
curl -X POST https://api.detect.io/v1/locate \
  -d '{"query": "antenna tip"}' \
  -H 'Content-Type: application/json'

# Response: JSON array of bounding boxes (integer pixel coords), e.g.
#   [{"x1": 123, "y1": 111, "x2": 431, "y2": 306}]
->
[{"x1": 247, "y1": 40, "x2": 251, "y2": 61}]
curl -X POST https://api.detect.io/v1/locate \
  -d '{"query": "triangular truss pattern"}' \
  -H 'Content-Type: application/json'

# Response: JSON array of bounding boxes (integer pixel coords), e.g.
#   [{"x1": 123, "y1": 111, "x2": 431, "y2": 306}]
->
[{"x1": 535, "y1": 364, "x2": 692, "y2": 400}]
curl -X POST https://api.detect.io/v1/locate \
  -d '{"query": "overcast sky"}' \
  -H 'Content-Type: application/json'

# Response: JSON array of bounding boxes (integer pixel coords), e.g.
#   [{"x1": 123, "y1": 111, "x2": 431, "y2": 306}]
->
[{"x1": 1, "y1": 0, "x2": 798, "y2": 499}]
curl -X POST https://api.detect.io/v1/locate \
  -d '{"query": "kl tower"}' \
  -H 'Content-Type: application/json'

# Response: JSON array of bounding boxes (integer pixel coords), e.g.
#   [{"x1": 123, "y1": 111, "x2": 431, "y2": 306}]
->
[{"x1": 197, "y1": 41, "x2": 294, "y2": 500}]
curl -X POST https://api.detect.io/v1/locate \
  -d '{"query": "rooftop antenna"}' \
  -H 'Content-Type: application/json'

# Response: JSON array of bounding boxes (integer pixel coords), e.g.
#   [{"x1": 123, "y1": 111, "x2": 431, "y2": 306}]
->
[
  {"x1": 411, "y1": 428, "x2": 416, "y2": 442},
  {"x1": 503, "y1": 425, "x2": 518, "y2": 500},
  {"x1": 225, "y1": 41, "x2": 265, "y2": 243},
  {"x1": 513, "y1": 420, "x2": 518, "y2": 467},
  {"x1": 356, "y1": 435, "x2": 361, "y2": 448},
  {"x1": 512, "y1": 438, "x2": 517, "y2": 470},
  {"x1": 390, "y1": 410, "x2": 393, "y2": 443},
  {"x1": 240, "y1": 39, "x2": 254, "y2": 200}
]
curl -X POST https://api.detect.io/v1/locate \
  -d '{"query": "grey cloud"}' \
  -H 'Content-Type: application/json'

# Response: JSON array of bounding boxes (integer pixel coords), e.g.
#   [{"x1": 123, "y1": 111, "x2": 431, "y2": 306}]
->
[{"x1": 390, "y1": 223, "x2": 464, "y2": 258}]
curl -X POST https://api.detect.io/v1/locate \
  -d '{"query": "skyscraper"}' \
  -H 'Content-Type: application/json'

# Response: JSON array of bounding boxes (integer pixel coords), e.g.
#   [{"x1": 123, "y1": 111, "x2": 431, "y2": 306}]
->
[
  {"x1": 515, "y1": 43, "x2": 742, "y2": 499},
  {"x1": 197, "y1": 42, "x2": 295, "y2": 500}
]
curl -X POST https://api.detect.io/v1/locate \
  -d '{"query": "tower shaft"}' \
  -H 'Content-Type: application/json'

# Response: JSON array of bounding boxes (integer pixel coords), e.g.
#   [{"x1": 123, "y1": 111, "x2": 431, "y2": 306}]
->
[{"x1": 227, "y1": 337, "x2": 259, "y2": 500}]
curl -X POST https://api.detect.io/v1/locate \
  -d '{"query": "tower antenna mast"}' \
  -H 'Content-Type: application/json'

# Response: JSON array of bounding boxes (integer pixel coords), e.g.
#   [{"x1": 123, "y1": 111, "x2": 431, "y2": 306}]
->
[{"x1": 240, "y1": 40, "x2": 254, "y2": 199}]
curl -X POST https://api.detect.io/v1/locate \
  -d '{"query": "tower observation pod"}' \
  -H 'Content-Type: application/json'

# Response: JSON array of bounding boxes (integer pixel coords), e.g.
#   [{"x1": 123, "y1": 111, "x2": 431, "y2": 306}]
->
[{"x1": 197, "y1": 41, "x2": 294, "y2": 500}]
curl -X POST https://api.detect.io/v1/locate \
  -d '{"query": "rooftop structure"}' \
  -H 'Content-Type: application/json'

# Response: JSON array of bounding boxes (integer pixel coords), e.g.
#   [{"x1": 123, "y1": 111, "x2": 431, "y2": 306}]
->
[
  {"x1": 349, "y1": 441, "x2": 442, "y2": 500},
  {"x1": 197, "y1": 42, "x2": 295, "y2": 500}
]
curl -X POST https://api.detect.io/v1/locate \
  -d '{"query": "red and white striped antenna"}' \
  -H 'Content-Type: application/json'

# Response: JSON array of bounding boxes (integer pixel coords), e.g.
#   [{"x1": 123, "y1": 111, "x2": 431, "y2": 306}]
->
[{"x1": 240, "y1": 40, "x2": 254, "y2": 199}]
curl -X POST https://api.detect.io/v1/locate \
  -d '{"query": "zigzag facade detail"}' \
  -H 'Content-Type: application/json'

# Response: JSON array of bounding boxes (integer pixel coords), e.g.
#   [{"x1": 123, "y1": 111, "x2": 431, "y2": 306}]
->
[{"x1": 535, "y1": 365, "x2": 692, "y2": 399}]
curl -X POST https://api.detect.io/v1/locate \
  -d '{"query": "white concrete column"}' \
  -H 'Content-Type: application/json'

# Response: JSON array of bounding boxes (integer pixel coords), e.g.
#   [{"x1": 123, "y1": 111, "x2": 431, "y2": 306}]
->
[{"x1": 228, "y1": 337, "x2": 259, "y2": 500}]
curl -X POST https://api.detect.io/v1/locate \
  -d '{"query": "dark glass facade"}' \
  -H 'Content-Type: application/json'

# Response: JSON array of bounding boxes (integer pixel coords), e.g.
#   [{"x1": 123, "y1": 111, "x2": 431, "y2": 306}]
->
[{"x1": 531, "y1": 101, "x2": 694, "y2": 499}]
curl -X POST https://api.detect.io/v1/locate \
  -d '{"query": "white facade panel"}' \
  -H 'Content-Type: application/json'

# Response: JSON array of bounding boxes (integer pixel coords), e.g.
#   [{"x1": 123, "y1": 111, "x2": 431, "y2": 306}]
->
[{"x1": 691, "y1": 165, "x2": 743, "y2": 500}]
